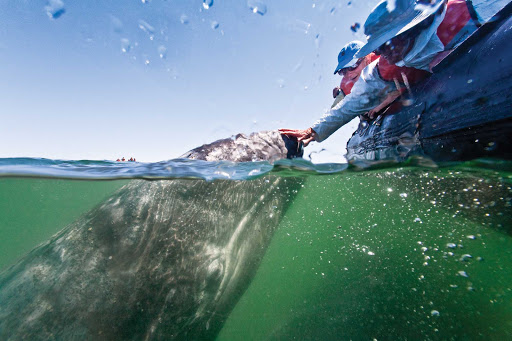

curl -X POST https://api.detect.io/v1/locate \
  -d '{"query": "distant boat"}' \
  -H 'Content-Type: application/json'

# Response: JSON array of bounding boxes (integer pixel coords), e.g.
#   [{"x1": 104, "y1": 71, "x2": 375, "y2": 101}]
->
[{"x1": 346, "y1": 3, "x2": 512, "y2": 162}]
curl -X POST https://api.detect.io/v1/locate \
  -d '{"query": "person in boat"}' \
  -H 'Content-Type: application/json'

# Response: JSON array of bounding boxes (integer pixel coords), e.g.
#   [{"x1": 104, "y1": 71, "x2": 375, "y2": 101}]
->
[
  {"x1": 280, "y1": 0, "x2": 509, "y2": 147},
  {"x1": 280, "y1": 41, "x2": 379, "y2": 146},
  {"x1": 331, "y1": 41, "x2": 380, "y2": 107}
]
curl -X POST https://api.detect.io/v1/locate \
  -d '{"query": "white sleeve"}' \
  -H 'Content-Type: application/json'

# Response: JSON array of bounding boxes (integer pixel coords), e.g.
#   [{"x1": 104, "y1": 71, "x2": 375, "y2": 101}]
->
[{"x1": 311, "y1": 60, "x2": 396, "y2": 142}]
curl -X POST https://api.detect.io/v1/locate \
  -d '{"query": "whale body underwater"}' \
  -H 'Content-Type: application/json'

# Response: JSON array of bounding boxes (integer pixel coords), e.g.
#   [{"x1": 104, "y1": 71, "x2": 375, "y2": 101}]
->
[{"x1": 0, "y1": 131, "x2": 303, "y2": 340}]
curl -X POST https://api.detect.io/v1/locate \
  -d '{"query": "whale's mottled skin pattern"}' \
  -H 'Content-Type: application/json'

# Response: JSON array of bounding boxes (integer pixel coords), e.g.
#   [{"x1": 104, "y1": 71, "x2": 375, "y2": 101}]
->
[
  {"x1": 180, "y1": 130, "x2": 299, "y2": 162},
  {"x1": 0, "y1": 131, "x2": 302, "y2": 340}
]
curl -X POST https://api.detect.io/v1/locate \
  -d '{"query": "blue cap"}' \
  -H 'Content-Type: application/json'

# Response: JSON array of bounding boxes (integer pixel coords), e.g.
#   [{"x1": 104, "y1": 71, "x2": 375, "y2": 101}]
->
[
  {"x1": 334, "y1": 40, "x2": 365, "y2": 74},
  {"x1": 356, "y1": 0, "x2": 445, "y2": 58}
]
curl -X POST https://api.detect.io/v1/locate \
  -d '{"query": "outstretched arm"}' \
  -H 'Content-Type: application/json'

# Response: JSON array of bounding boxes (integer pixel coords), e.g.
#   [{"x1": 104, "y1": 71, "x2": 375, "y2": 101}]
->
[{"x1": 278, "y1": 128, "x2": 318, "y2": 147}]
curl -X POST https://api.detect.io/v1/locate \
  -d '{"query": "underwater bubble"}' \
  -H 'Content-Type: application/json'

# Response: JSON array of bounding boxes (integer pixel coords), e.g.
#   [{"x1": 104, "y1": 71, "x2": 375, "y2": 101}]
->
[
  {"x1": 460, "y1": 254, "x2": 472, "y2": 262},
  {"x1": 247, "y1": 0, "x2": 267, "y2": 15},
  {"x1": 400, "y1": 193, "x2": 408, "y2": 198},
  {"x1": 446, "y1": 243, "x2": 456, "y2": 249},
  {"x1": 467, "y1": 235, "x2": 476, "y2": 240},
  {"x1": 141, "y1": 0, "x2": 150, "y2": 3},
  {"x1": 368, "y1": 251, "x2": 375, "y2": 256},
  {"x1": 121, "y1": 38, "x2": 131, "y2": 53},
  {"x1": 180, "y1": 14, "x2": 189, "y2": 24},
  {"x1": 458, "y1": 270, "x2": 469, "y2": 278},
  {"x1": 158, "y1": 45, "x2": 167, "y2": 59},
  {"x1": 203, "y1": 0, "x2": 214, "y2": 9},
  {"x1": 330, "y1": 7, "x2": 336, "y2": 14},
  {"x1": 431, "y1": 310, "x2": 440, "y2": 317},
  {"x1": 211, "y1": 21, "x2": 219, "y2": 30},
  {"x1": 414, "y1": 217, "x2": 422, "y2": 223},
  {"x1": 45, "y1": 0, "x2": 66, "y2": 20}
]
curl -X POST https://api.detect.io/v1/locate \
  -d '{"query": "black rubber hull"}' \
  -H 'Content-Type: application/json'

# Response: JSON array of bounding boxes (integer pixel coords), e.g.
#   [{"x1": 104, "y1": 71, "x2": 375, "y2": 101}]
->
[{"x1": 347, "y1": 5, "x2": 512, "y2": 162}]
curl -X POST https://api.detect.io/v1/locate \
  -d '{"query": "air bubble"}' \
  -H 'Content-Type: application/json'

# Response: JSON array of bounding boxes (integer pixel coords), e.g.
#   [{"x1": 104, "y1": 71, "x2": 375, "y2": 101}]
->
[
  {"x1": 247, "y1": 0, "x2": 267, "y2": 15},
  {"x1": 45, "y1": 0, "x2": 66, "y2": 20},
  {"x1": 458, "y1": 270, "x2": 469, "y2": 278},
  {"x1": 203, "y1": 0, "x2": 214, "y2": 9},
  {"x1": 211, "y1": 21, "x2": 219, "y2": 30},
  {"x1": 460, "y1": 254, "x2": 472, "y2": 262},
  {"x1": 431, "y1": 310, "x2": 440, "y2": 316},
  {"x1": 446, "y1": 243, "x2": 456, "y2": 249}
]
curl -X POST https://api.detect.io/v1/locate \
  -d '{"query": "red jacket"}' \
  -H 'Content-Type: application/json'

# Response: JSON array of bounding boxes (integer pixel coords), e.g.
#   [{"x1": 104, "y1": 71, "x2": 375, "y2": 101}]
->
[{"x1": 340, "y1": 53, "x2": 380, "y2": 95}]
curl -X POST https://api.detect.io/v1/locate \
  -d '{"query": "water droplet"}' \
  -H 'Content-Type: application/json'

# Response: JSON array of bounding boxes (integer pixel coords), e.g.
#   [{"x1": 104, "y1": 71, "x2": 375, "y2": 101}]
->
[
  {"x1": 121, "y1": 38, "x2": 131, "y2": 53},
  {"x1": 203, "y1": 0, "x2": 213, "y2": 9},
  {"x1": 293, "y1": 19, "x2": 311, "y2": 34},
  {"x1": 138, "y1": 20, "x2": 155, "y2": 39},
  {"x1": 368, "y1": 251, "x2": 375, "y2": 256},
  {"x1": 180, "y1": 14, "x2": 190, "y2": 25},
  {"x1": 211, "y1": 21, "x2": 219, "y2": 30},
  {"x1": 431, "y1": 310, "x2": 440, "y2": 316},
  {"x1": 314, "y1": 34, "x2": 321, "y2": 48},
  {"x1": 400, "y1": 193, "x2": 408, "y2": 198},
  {"x1": 145, "y1": 59, "x2": 150, "y2": 65},
  {"x1": 458, "y1": 270, "x2": 469, "y2": 278},
  {"x1": 247, "y1": 0, "x2": 267, "y2": 15},
  {"x1": 350, "y1": 22, "x2": 360, "y2": 32},
  {"x1": 414, "y1": 217, "x2": 422, "y2": 223},
  {"x1": 141, "y1": 0, "x2": 151, "y2": 3},
  {"x1": 467, "y1": 79, "x2": 473, "y2": 84},
  {"x1": 45, "y1": 0, "x2": 66, "y2": 20},
  {"x1": 276, "y1": 78, "x2": 285, "y2": 88},
  {"x1": 158, "y1": 45, "x2": 167, "y2": 59},
  {"x1": 111, "y1": 16, "x2": 123, "y2": 33},
  {"x1": 446, "y1": 243, "x2": 457, "y2": 249},
  {"x1": 467, "y1": 235, "x2": 476, "y2": 240}
]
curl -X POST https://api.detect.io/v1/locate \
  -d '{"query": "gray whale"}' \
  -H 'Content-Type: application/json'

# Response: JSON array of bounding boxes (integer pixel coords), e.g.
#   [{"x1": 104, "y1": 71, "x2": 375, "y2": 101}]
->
[{"x1": 0, "y1": 131, "x2": 303, "y2": 340}]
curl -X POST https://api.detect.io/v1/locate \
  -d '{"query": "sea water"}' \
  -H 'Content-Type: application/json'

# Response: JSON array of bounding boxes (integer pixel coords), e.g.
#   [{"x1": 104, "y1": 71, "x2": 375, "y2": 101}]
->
[{"x1": 0, "y1": 157, "x2": 510, "y2": 340}]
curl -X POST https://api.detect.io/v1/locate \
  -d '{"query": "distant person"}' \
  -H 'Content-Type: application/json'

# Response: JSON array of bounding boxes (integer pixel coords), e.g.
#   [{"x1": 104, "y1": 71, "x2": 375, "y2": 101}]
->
[
  {"x1": 116, "y1": 159, "x2": 120, "y2": 162},
  {"x1": 122, "y1": 157, "x2": 126, "y2": 162}
]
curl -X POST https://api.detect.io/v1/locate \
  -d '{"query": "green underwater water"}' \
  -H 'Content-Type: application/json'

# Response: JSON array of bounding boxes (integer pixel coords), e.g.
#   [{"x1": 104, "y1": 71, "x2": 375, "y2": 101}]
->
[
  {"x1": 0, "y1": 179, "x2": 128, "y2": 271},
  {"x1": 218, "y1": 167, "x2": 512, "y2": 340},
  {"x1": 0, "y1": 165, "x2": 511, "y2": 339}
]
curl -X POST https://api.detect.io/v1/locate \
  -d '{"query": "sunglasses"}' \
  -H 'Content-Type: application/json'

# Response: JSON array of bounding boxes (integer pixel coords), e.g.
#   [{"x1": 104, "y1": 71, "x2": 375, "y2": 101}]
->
[{"x1": 338, "y1": 59, "x2": 363, "y2": 75}]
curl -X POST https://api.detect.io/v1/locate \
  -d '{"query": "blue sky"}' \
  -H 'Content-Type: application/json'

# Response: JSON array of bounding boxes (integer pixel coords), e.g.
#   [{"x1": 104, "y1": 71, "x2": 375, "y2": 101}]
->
[{"x1": 0, "y1": 0, "x2": 379, "y2": 162}]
